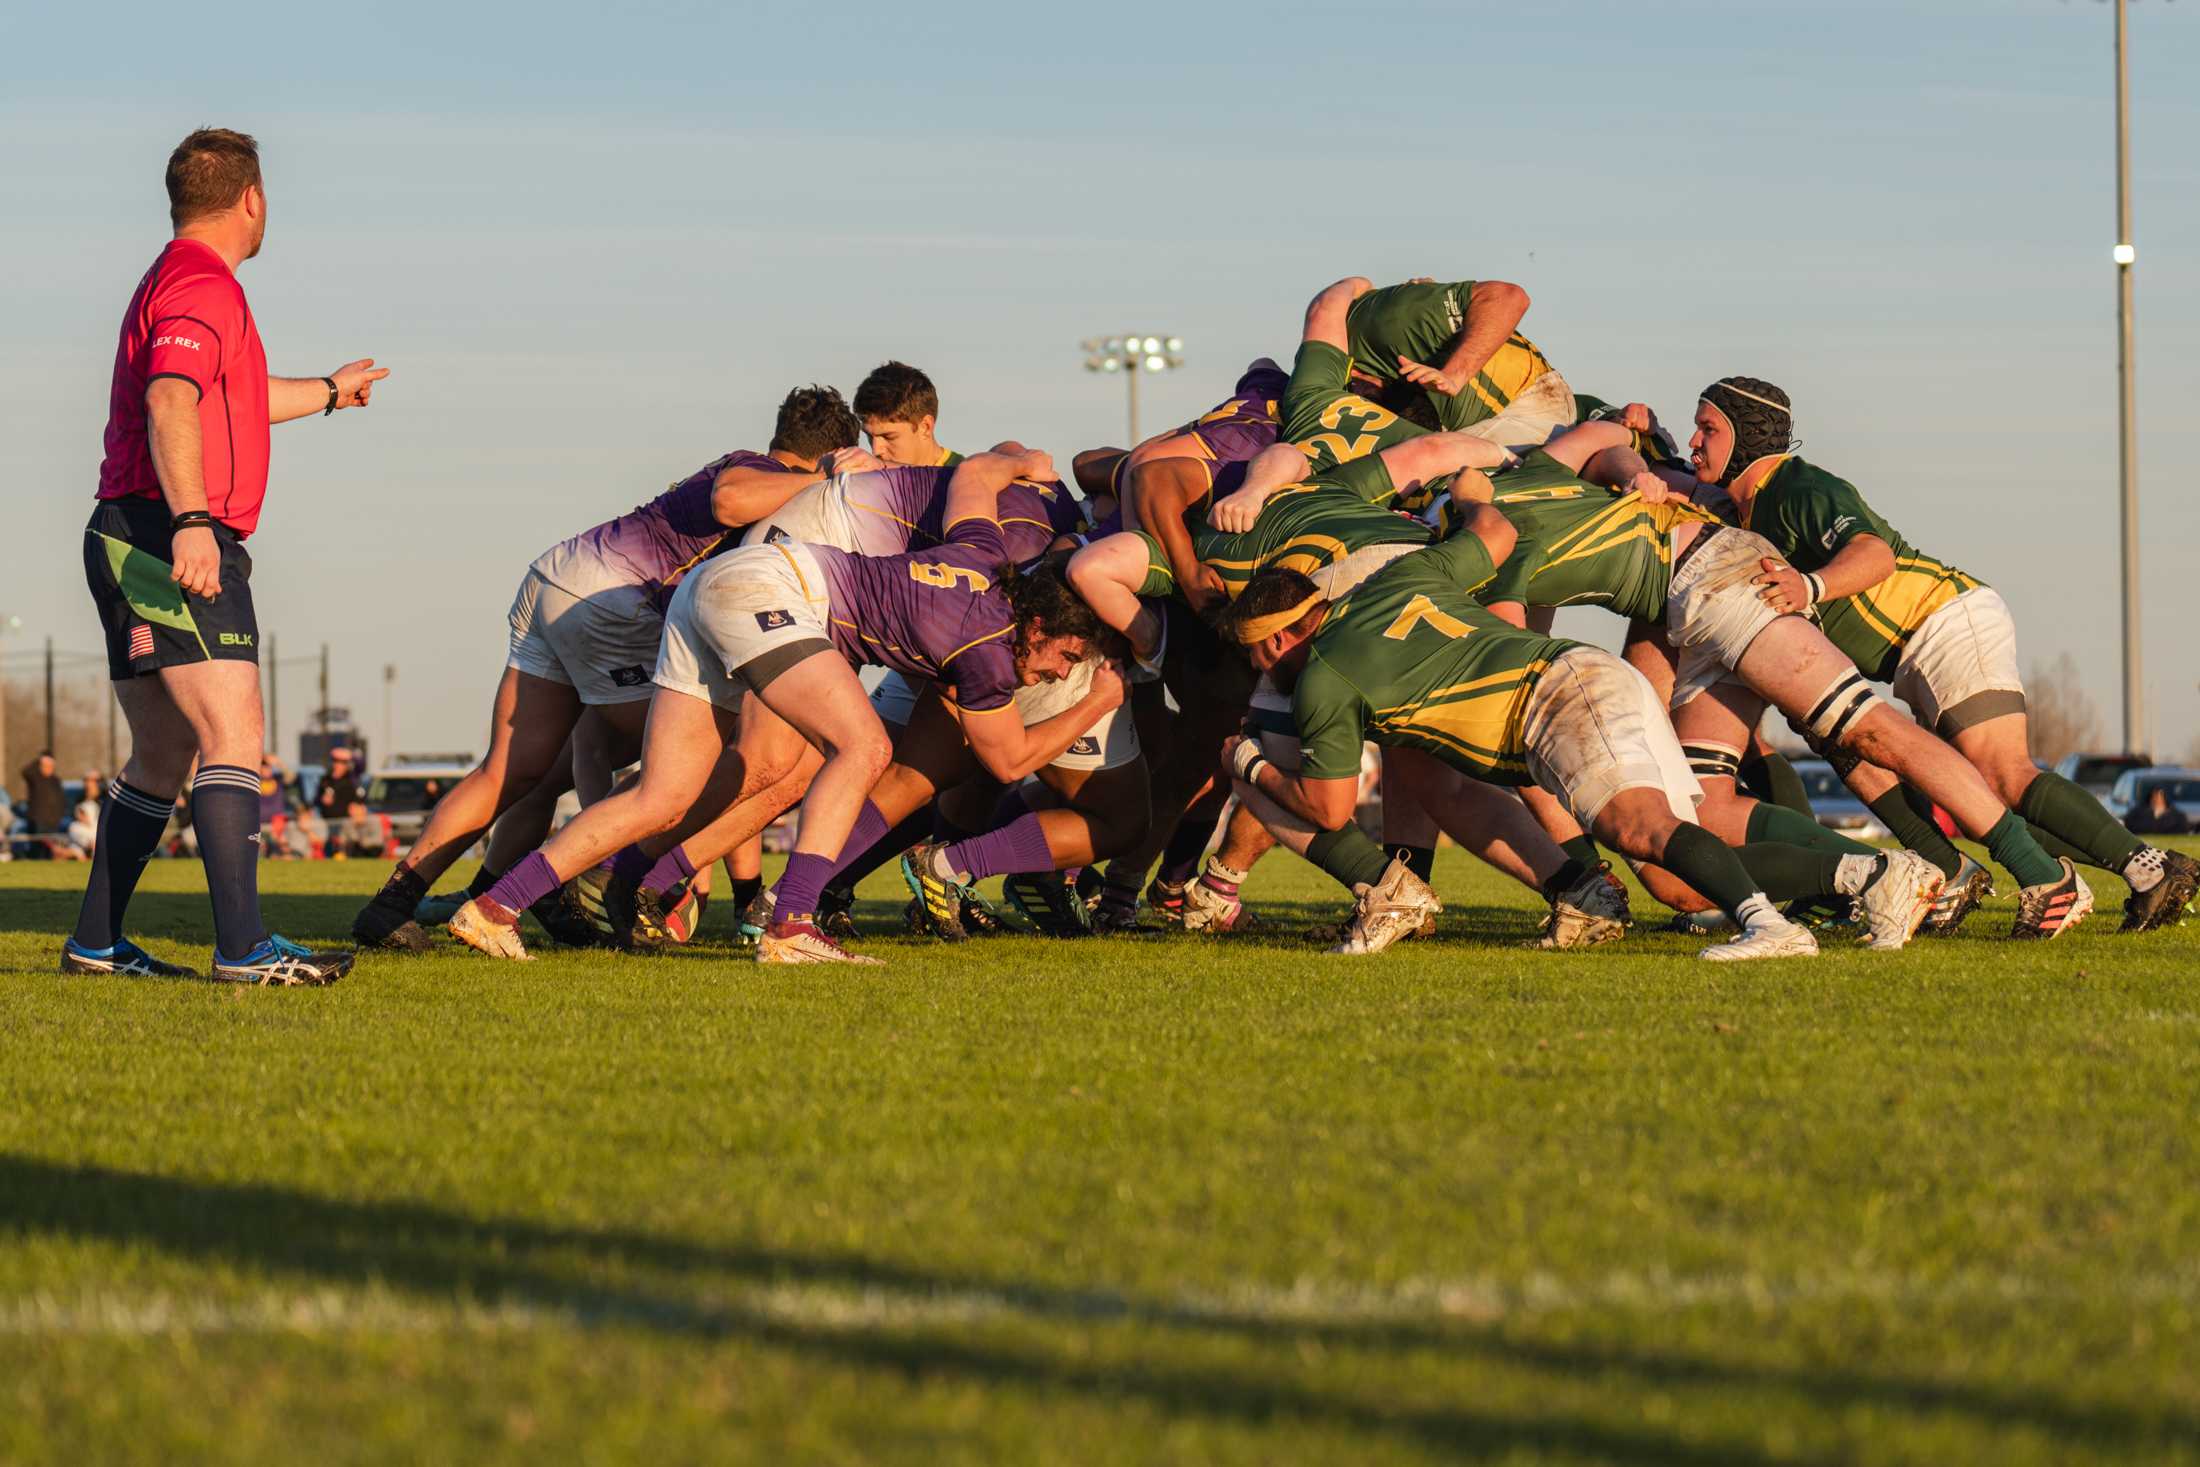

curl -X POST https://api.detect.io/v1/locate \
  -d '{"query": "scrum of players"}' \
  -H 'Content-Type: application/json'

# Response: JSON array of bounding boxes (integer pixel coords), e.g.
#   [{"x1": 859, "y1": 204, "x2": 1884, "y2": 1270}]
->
[{"x1": 347, "y1": 279, "x2": 2199, "y2": 965}]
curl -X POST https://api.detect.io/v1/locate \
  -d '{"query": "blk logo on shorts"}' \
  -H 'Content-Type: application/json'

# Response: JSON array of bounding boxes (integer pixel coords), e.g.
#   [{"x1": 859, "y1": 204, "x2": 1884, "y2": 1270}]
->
[
  {"x1": 1068, "y1": 736, "x2": 1100, "y2": 757},
  {"x1": 763, "y1": 526, "x2": 791, "y2": 544},
  {"x1": 755, "y1": 610, "x2": 795, "y2": 631},
  {"x1": 609, "y1": 665, "x2": 651, "y2": 687}
]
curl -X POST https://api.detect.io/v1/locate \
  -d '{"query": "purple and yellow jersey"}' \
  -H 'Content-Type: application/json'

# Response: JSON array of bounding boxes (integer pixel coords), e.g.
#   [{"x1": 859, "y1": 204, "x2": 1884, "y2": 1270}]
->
[
  {"x1": 811, "y1": 514, "x2": 1020, "y2": 714},
  {"x1": 1109, "y1": 359, "x2": 1288, "y2": 498},
  {"x1": 834, "y1": 465, "x2": 1084, "y2": 561},
  {"x1": 531, "y1": 448, "x2": 784, "y2": 606}
]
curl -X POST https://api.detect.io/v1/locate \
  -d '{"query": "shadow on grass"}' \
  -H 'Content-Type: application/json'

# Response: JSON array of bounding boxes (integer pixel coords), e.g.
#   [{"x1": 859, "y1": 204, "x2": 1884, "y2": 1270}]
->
[{"x1": 3, "y1": 1156, "x2": 2191, "y2": 1462}]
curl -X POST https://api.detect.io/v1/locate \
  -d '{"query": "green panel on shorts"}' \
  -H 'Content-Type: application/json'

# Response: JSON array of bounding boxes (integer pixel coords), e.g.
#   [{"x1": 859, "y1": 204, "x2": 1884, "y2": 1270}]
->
[
  {"x1": 98, "y1": 532, "x2": 208, "y2": 656},
  {"x1": 1132, "y1": 531, "x2": 1176, "y2": 597}
]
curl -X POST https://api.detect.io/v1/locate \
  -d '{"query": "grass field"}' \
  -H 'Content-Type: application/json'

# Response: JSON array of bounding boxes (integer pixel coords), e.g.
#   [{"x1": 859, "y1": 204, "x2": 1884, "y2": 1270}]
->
[{"x1": 2, "y1": 845, "x2": 2196, "y2": 1465}]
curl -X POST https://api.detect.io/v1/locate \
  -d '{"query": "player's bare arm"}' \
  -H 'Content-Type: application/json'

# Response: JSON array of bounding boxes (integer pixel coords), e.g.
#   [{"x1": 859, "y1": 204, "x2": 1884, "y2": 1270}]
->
[
  {"x1": 1221, "y1": 732, "x2": 1356, "y2": 831},
  {"x1": 143, "y1": 377, "x2": 220, "y2": 600},
  {"x1": 1204, "y1": 442, "x2": 1309, "y2": 535},
  {"x1": 944, "y1": 446, "x2": 1054, "y2": 530},
  {"x1": 955, "y1": 662, "x2": 1125, "y2": 783},
  {"x1": 712, "y1": 444, "x2": 882, "y2": 525},
  {"x1": 1303, "y1": 276, "x2": 1374, "y2": 351},
  {"x1": 1399, "y1": 279, "x2": 1530, "y2": 395},
  {"x1": 267, "y1": 359, "x2": 389, "y2": 424},
  {"x1": 1376, "y1": 431, "x2": 1514, "y2": 499},
  {"x1": 1129, "y1": 457, "x2": 1224, "y2": 609},
  {"x1": 1755, "y1": 534, "x2": 1896, "y2": 616},
  {"x1": 1065, "y1": 535, "x2": 1165, "y2": 661},
  {"x1": 1537, "y1": 419, "x2": 1633, "y2": 474}
]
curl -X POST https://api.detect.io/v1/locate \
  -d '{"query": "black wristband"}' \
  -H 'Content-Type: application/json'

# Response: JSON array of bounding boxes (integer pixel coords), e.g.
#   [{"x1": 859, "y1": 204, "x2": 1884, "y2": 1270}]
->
[
  {"x1": 322, "y1": 376, "x2": 340, "y2": 416},
  {"x1": 170, "y1": 510, "x2": 215, "y2": 532}
]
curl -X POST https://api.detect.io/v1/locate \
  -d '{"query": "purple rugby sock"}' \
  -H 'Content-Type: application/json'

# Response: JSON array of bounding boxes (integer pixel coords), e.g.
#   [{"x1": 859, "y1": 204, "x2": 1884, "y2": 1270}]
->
[
  {"x1": 772, "y1": 852, "x2": 835, "y2": 926},
  {"x1": 641, "y1": 845, "x2": 696, "y2": 893},
  {"x1": 943, "y1": 813, "x2": 1056, "y2": 883},
  {"x1": 609, "y1": 845, "x2": 654, "y2": 885},
  {"x1": 483, "y1": 852, "x2": 563, "y2": 914}
]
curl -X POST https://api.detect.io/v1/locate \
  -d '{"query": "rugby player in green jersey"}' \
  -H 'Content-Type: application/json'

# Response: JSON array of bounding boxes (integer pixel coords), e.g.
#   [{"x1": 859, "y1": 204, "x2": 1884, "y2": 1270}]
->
[
  {"x1": 1681, "y1": 377, "x2": 2195, "y2": 935},
  {"x1": 1475, "y1": 425, "x2": 1946, "y2": 950},
  {"x1": 1067, "y1": 439, "x2": 1633, "y2": 948},
  {"x1": 1214, "y1": 542, "x2": 1819, "y2": 960},
  {"x1": 1488, "y1": 408, "x2": 2090, "y2": 940},
  {"x1": 1332, "y1": 275, "x2": 1575, "y2": 446}
]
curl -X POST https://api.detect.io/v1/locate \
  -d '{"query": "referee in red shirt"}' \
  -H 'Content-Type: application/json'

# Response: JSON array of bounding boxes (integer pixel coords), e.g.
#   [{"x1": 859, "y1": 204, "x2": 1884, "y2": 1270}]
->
[{"x1": 65, "y1": 129, "x2": 388, "y2": 984}]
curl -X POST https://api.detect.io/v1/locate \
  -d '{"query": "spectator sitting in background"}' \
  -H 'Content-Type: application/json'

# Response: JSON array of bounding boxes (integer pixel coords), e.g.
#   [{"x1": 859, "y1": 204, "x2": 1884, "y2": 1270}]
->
[
  {"x1": 20, "y1": 751, "x2": 65, "y2": 835},
  {"x1": 2126, "y1": 786, "x2": 2192, "y2": 837},
  {"x1": 314, "y1": 747, "x2": 364, "y2": 822},
  {"x1": 333, "y1": 799, "x2": 389, "y2": 860},
  {"x1": 258, "y1": 754, "x2": 297, "y2": 858},
  {"x1": 65, "y1": 785, "x2": 102, "y2": 859}
]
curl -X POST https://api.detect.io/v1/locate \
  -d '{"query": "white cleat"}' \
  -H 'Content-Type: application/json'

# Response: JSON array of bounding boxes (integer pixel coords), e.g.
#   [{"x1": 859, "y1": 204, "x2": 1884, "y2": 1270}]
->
[
  {"x1": 1181, "y1": 876, "x2": 1248, "y2": 934},
  {"x1": 1330, "y1": 859, "x2": 1443, "y2": 955},
  {"x1": 758, "y1": 922, "x2": 884, "y2": 965},
  {"x1": 1701, "y1": 911, "x2": 1819, "y2": 961},
  {"x1": 448, "y1": 898, "x2": 532, "y2": 961},
  {"x1": 1855, "y1": 851, "x2": 1946, "y2": 951}
]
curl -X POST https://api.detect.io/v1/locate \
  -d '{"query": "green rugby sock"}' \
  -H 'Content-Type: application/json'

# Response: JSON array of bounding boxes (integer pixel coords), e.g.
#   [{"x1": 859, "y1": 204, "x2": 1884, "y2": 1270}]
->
[
  {"x1": 1306, "y1": 824, "x2": 1394, "y2": 891},
  {"x1": 1745, "y1": 801, "x2": 1875, "y2": 858},
  {"x1": 2016, "y1": 772, "x2": 2143, "y2": 875},
  {"x1": 1740, "y1": 749, "x2": 1816, "y2": 819},
  {"x1": 1656, "y1": 823, "x2": 1761, "y2": 919},
  {"x1": 1560, "y1": 834, "x2": 1600, "y2": 869},
  {"x1": 1983, "y1": 810, "x2": 2063, "y2": 889},
  {"x1": 1865, "y1": 788, "x2": 1963, "y2": 877},
  {"x1": 1390, "y1": 842, "x2": 1437, "y2": 884},
  {"x1": 1734, "y1": 842, "x2": 1843, "y2": 903}
]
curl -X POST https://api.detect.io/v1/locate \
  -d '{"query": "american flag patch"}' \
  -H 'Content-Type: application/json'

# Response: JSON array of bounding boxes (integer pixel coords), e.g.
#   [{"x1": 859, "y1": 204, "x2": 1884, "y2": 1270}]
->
[{"x1": 127, "y1": 623, "x2": 155, "y2": 662}]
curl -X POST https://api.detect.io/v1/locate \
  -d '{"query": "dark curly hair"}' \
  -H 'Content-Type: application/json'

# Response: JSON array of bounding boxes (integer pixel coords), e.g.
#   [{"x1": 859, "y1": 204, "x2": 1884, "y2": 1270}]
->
[
  {"x1": 996, "y1": 552, "x2": 1122, "y2": 661},
  {"x1": 1376, "y1": 377, "x2": 1443, "y2": 431},
  {"x1": 1698, "y1": 376, "x2": 1796, "y2": 486},
  {"x1": 769, "y1": 384, "x2": 860, "y2": 460}
]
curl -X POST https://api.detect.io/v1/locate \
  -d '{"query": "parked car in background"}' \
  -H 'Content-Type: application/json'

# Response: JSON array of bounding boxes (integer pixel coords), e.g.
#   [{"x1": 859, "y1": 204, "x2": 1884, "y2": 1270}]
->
[
  {"x1": 2104, "y1": 767, "x2": 2200, "y2": 828},
  {"x1": 1786, "y1": 758, "x2": 1890, "y2": 840},
  {"x1": 364, "y1": 754, "x2": 475, "y2": 845},
  {"x1": 2054, "y1": 751, "x2": 2152, "y2": 801}
]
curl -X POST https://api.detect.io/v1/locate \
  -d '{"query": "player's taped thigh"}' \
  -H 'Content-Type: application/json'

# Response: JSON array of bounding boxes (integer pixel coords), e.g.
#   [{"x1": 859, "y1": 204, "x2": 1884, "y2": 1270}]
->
[
  {"x1": 1798, "y1": 666, "x2": 1884, "y2": 749},
  {"x1": 1681, "y1": 741, "x2": 1744, "y2": 784}
]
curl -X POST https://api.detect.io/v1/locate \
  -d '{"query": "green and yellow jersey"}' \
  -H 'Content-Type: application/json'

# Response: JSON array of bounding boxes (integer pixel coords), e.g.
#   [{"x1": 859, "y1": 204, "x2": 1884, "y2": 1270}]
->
[
  {"x1": 1344, "y1": 280, "x2": 1554, "y2": 432},
  {"x1": 1479, "y1": 451, "x2": 1722, "y2": 622},
  {"x1": 1278, "y1": 340, "x2": 1430, "y2": 474},
  {"x1": 1292, "y1": 533, "x2": 1573, "y2": 786},
  {"x1": 1742, "y1": 456, "x2": 1982, "y2": 682},
  {"x1": 1134, "y1": 455, "x2": 1428, "y2": 602},
  {"x1": 934, "y1": 447, "x2": 965, "y2": 468}
]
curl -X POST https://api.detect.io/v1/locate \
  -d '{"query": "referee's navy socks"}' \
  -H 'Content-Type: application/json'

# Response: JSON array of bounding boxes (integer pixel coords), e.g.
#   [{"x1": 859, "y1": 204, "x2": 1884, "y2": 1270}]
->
[
  {"x1": 191, "y1": 764, "x2": 269, "y2": 960},
  {"x1": 71, "y1": 778, "x2": 177, "y2": 951}
]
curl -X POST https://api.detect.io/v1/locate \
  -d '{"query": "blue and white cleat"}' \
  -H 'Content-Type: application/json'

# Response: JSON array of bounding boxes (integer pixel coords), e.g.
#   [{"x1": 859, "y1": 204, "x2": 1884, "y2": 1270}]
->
[
  {"x1": 59, "y1": 938, "x2": 198, "y2": 980},
  {"x1": 210, "y1": 934, "x2": 354, "y2": 987}
]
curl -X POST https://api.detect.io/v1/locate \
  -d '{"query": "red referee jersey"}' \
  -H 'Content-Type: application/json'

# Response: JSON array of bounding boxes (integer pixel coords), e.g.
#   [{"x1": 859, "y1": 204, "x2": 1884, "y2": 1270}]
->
[{"x1": 97, "y1": 238, "x2": 272, "y2": 537}]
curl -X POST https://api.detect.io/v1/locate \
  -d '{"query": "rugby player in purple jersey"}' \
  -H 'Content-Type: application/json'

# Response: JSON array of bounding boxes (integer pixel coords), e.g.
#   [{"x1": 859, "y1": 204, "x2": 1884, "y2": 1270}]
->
[
  {"x1": 348, "y1": 386, "x2": 878, "y2": 951},
  {"x1": 853, "y1": 360, "x2": 963, "y2": 469},
  {"x1": 447, "y1": 449, "x2": 1123, "y2": 965},
  {"x1": 1070, "y1": 357, "x2": 1290, "y2": 527}
]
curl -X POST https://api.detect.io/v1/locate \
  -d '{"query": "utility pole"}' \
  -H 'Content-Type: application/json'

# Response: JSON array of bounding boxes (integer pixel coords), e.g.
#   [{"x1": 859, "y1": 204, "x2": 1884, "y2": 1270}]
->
[
  {"x1": 44, "y1": 636, "x2": 55, "y2": 753},
  {"x1": 381, "y1": 663, "x2": 396, "y2": 765},
  {"x1": 268, "y1": 634, "x2": 280, "y2": 761},
  {"x1": 2111, "y1": 0, "x2": 2143, "y2": 755}
]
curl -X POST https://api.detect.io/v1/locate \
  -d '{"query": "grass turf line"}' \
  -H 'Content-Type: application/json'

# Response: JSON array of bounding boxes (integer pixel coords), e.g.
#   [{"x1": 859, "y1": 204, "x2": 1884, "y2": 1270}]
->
[{"x1": 1, "y1": 846, "x2": 2196, "y2": 1465}]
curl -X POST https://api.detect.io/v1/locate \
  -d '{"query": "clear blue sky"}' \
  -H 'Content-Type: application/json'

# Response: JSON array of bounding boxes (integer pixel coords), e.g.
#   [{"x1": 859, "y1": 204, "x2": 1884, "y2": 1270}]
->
[{"x1": 4, "y1": 0, "x2": 2194, "y2": 757}]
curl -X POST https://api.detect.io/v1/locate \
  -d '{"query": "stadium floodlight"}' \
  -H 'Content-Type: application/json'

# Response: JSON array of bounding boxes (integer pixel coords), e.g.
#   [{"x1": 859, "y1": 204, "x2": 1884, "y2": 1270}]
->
[{"x1": 1082, "y1": 331, "x2": 1186, "y2": 443}]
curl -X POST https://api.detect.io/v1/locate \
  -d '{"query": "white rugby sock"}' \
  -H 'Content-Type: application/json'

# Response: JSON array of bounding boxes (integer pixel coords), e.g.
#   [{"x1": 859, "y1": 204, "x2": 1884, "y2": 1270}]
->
[{"x1": 2122, "y1": 847, "x2": 2165, "y2": 893}]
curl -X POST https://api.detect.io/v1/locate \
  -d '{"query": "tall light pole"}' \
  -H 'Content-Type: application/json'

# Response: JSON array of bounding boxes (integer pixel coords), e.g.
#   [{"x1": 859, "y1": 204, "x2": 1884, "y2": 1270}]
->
[
  {"x1": 1082, "y1": 335, "x2": 1184, "y2": 444},
  {"x1": 2111, "y1": 0, "x2": 2143, "y2": 754}
]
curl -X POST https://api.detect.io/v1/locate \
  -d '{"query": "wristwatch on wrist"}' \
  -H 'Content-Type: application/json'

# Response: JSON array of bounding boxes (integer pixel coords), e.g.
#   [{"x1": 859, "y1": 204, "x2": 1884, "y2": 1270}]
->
[{"x1": 321, "y1": 376, "x2": 340, "y2": 415}]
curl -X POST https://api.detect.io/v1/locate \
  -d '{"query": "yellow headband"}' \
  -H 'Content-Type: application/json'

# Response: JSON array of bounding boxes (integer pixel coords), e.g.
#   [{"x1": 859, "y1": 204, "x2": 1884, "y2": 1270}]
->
[{"x1": 1233, "y1": 591, "x2": 1325, "y2": 644}]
